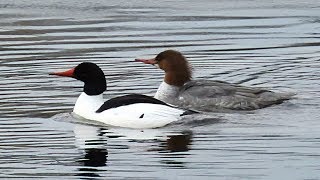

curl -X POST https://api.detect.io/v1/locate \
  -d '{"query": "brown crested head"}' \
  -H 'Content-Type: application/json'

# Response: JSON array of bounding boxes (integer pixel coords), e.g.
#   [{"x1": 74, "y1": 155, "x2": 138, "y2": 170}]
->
[{"x1": 155, "y1": 50, "x2": 192, "y2": 86}]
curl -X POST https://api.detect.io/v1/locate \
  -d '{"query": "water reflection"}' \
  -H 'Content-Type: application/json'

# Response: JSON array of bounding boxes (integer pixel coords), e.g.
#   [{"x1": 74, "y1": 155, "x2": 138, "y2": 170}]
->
[
  {"x1": 158, "y1": 131, "x2": 193, "y2": 169},
  {"x1": 74, "y1": 125, "x2": 108, "y2": 178},
  {"x1": 77, "y1": 148, "x2": 108, "y2": 178},
  {"x1": 73, "y1": 123, "x2": 194, "y2": 177},
  {"x1": 160, "y1": 131, "x2": 192, "y2": 152}
]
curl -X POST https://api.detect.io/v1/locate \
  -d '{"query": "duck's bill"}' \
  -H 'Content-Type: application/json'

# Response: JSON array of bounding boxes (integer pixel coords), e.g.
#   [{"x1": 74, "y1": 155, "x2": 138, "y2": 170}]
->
[
  {"x1": 135, "y1": 58, "x2": 157, "y2": 65},
  {"x1": 49, "y1": 68, "x2": 75, "y2": 77}
]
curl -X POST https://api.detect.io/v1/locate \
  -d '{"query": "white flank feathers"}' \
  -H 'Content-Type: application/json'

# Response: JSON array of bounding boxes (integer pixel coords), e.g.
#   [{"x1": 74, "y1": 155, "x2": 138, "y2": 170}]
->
[{"x1": 73, "y1": 92, "x2": 184, "y2": 129}]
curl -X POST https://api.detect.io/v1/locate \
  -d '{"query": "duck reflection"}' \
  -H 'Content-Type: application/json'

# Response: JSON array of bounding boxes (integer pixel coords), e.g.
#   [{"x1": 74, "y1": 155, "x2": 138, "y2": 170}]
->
[
  {"x1": 163, "y1": 130, "x2": 192, "y2": 152},
  {"x1": 73, "y1": 122, "x2": 194, "y2": 177},
  {"x1": 73, "y1": 124, "x2": 108, "y2": 177},
  {"x1": 79, "y1": 148, "x2": 108, "y2": 167},
  {"x1": 155, "y1": 130, "x2": 193, "y2": 168}
]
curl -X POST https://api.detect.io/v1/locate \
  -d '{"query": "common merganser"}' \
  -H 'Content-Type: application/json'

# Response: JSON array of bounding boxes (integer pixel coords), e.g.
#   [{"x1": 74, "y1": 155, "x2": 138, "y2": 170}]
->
[
  {"x1": 135, "y1": 50, "x2": 294, "y2": 111},
  {"x1": 50, "y1": 62, "x2": 194, "y2": 129}
]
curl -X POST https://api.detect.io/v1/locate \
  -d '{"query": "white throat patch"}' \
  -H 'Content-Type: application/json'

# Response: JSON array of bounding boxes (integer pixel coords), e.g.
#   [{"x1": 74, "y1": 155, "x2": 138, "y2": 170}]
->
[{"x1": 154, "y1": 81, "x2": 180, "y2": 101}]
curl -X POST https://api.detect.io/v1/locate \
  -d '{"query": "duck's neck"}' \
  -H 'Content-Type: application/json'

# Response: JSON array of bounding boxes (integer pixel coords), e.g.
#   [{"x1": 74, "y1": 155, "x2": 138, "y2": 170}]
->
[
  {"x1": 164, "y1": 72, "x2": 189, "y2": 87},
  {"x1": 154, "y1": 81, "x2": 180, "y2": 102},
  {"x1": 73, "y1": 92, "x2": 104, "y2": 119}
]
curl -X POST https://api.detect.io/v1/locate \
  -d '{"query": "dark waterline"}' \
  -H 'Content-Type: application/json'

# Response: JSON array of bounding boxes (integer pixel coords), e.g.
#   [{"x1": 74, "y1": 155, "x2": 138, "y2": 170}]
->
[{"x1": 0, "y1": 0, "x2": 320, "y2": 179}]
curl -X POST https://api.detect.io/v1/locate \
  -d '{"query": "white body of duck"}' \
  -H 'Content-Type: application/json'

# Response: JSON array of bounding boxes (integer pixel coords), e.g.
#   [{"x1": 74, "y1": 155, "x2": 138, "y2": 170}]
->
[
  {"x1": 136, "y1": 50, "x2": 293, "y2": 111},
  {"x1": 50, "y1": 62, "x2": 192, "y2": 129},
  {"x1": 73, "y1": 92, "x2": 186, "y2": 128}
]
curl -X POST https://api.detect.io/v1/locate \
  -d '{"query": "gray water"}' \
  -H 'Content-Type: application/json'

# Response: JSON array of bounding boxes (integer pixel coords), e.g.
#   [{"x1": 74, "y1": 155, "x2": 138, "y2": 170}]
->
[{"x1": 1, "y1": 0, "x2": 320, "y2": 179}]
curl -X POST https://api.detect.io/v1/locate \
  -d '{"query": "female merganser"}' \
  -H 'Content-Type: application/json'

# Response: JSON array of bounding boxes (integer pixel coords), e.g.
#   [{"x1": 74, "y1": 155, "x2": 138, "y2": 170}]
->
[
  {"x1": 135, "y1": 50, "x2": 293, "y2": 111},
  {"x1": 50, "y1": 62, "x2": 194, "y2": 129}
]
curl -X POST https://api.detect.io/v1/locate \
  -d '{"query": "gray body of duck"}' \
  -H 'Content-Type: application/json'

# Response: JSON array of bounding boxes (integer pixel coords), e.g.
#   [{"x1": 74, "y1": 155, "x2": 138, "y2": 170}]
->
[{"x1": 136, "y1": 50, "x2": 293, "y2": 111}]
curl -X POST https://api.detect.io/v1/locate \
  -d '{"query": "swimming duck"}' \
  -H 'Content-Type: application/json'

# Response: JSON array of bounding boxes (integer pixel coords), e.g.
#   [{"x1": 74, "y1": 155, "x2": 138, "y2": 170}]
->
[
  {"x1": 135, "y1": 50, "x2": 293, "y2": 111},
  {"x1": 50, "y1": 62, "x2": 194, "y2": 129}
]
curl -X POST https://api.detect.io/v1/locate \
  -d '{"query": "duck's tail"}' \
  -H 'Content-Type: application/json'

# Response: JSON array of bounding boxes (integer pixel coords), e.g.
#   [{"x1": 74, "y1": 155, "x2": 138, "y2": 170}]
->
[{"x1": 259, "y1": 91, "x2": 296, "y2": 108}]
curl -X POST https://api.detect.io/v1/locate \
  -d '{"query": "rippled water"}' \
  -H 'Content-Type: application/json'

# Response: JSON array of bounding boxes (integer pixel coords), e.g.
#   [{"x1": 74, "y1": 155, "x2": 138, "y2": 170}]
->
[{"x1": 1, "y1": 0, "x2": 320, "y2": 179}]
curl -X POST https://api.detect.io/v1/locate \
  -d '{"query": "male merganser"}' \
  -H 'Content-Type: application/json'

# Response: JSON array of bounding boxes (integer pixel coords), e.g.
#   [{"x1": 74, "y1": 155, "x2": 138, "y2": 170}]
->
[
  {"x1": 135, "y1": 50, "x2": 293, "y2": 111},
  {"x1": 50, "y1": 62, "x2": 194, "y2": 129}
]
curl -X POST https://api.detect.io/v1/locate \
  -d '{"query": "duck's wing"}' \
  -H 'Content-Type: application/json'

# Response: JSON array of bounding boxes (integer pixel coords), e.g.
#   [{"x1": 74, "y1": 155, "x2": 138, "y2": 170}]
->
[
  {"x1": 181, "y1": 80, "x2": 269, "y2": 98},
  {"x1": 179, "y1": 80, "x2": 292, "y2": 110},
  {"x1": 94, "y1": 94, "x2": 194, "y2": 128},
  {"x1": 97, "y1": 94, "x2": 197, "y2": 115},
  {"x1": 96, "y1": 94, "x2": 169, "y2": 113}
]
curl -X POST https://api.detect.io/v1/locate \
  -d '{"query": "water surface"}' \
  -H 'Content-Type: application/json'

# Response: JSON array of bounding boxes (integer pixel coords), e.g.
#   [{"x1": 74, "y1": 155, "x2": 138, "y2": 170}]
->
[{"x1": 1, "y1": 0, "x2": 320, "y2": 179}]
